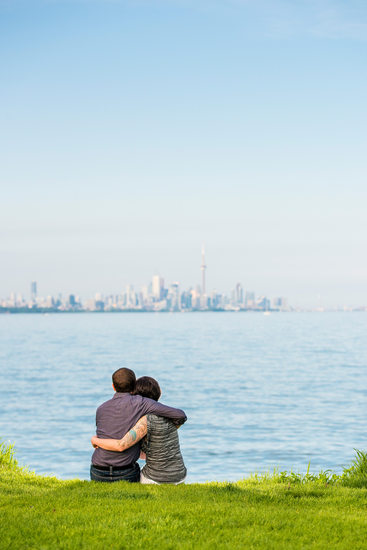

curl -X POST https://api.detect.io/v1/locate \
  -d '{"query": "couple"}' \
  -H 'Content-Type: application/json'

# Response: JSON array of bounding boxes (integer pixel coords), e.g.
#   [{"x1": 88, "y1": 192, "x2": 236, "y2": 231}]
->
[{"x1": 90, "y1": 367, "x2": 187, "y2": 484}]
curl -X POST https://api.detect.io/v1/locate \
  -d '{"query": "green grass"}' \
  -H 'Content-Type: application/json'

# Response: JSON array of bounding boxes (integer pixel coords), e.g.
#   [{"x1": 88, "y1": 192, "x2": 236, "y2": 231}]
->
[
  {"x1": 0, "y1": 440, "x2": 19, "y2": 470},
  {"x1": 1, "y1": 442, "x2": 367, "y2": 549}
]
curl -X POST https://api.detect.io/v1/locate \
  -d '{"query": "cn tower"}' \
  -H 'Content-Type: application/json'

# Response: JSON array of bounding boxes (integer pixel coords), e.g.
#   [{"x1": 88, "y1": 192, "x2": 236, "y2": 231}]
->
[{"x1": 201, "y1": 244, "x2": 206, "y2": 296}]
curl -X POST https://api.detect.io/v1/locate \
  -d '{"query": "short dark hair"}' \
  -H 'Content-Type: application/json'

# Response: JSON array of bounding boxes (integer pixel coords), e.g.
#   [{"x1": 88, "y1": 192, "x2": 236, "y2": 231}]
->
[
  {"x1": 112, "y1": 368, "x2": 136, "y2": 393},
  {"x1": 133, "y1": 376, "x2": 161, "y2": 402}
]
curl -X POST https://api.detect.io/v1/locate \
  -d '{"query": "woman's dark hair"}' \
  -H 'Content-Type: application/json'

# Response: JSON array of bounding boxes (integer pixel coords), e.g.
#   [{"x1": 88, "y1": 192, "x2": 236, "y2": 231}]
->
[{"x1": 133, "y1": 376, "x2": 161, "y2": 402}]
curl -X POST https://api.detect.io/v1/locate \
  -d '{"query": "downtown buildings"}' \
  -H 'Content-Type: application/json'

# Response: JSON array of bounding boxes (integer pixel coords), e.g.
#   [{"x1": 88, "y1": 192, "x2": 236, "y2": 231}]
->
[
  {"x1": 0, "y1": 278, "x2": 289, "y2": 313},
  {"x1": 1, "y1": 250, "x2": 290, "y2": 313},
  {"x1": 1, "y1": 248, "x2": 291, "y2": 312}
]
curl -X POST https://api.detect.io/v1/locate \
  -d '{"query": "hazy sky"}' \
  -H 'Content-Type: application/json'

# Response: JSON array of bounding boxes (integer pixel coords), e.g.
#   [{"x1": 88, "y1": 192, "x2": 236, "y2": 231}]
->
[{"x1": 1, "y1": 0, "x2": 366, "y2": 307}]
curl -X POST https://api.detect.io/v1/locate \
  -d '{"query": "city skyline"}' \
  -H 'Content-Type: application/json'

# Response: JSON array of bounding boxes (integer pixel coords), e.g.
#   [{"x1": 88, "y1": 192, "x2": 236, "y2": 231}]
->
[
  {"x1": 1, "y1": 247, "x2": 366, "y2": 312},
  {"x1": 0, "y1": 275, "x2": 287, "y2": 313},
  {"x1": 1, "y1": 240, "x2": 366, "y2": 309},
  {"x1": 1, "y1": 248, "x2": 289, "y2": 312}
]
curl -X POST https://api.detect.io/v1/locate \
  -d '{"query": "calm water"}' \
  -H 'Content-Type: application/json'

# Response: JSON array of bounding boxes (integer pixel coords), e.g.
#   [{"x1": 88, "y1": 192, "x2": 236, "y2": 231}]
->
[{"x1": 0, "y1": 312, "x2": 366, "y2": 483}]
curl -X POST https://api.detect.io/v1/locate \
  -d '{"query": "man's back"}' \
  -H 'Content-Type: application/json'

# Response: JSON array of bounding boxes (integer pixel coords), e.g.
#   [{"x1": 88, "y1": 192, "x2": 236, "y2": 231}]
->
[{"x1": 92, "y1": 392, "x2": 186, "y2": 467}]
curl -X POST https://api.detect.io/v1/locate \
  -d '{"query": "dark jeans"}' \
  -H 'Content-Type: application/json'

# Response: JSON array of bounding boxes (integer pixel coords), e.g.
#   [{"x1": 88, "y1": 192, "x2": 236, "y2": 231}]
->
[{"x1": 90, "y1": 463, "x2": 140, "y2": 483}]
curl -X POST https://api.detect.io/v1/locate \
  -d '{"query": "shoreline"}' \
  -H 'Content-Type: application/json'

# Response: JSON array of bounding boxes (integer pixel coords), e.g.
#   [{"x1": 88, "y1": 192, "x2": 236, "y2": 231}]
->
[{"x1": 1, "y1": 308, "x2": 366, "y2": 314}]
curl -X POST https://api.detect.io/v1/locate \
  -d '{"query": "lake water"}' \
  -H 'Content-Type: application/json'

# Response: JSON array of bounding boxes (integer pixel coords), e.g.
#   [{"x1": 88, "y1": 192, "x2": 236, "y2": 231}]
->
[{"x1": 0, "y1": 312, "x2": 366, "y2": 483}]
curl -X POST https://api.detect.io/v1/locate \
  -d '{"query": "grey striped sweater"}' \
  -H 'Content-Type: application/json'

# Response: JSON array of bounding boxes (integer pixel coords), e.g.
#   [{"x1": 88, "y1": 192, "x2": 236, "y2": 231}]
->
[{"x1": 141, "y1": 414, "x2": 186, "y2": 483}]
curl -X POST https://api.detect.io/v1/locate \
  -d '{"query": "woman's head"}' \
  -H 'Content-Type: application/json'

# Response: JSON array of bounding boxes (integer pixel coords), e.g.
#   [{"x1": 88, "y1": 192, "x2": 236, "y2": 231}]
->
[{"x1": 133, "y1": 376, "x2": 161, "y2": 401}]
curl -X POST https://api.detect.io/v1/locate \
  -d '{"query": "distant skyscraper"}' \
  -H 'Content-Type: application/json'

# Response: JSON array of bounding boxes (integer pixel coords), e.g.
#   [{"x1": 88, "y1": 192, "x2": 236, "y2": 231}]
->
[
  {"x1": 170, "y1": 282, "x2": 180, "y2": 311},
  {"x1": 235, "y1": 283, "x2": 243, "y2": 305},
  {"x1": 125, "y1": 285, "x2": 137, "y2": 307},
  {"x1": 30, "y1": 281, "x2": 37, "y2": 300},
  {"x1": 201, "y1": 245, "x2": 206, "y2": 296},
  {"x1": 152, "y1": 275, "x2": 164, "y2": 300}
]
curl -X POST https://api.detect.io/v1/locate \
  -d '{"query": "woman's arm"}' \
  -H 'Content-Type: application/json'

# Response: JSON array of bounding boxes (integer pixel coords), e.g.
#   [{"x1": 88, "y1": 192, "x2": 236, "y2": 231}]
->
[{"x1": 91, "y1": 416, "x2": 147, "y2": 452}]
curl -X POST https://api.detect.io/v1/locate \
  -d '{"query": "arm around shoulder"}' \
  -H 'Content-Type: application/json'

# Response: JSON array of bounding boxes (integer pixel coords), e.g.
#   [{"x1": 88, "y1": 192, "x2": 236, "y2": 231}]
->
[{"x1": 143, "y1": 398, "x2": 187, "y2": 427}]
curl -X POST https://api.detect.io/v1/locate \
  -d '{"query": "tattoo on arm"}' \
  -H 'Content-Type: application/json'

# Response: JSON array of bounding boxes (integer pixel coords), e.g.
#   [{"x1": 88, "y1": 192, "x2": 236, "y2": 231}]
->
[
  {"x1": 118, "y1": 416, "x2": 147, "y2": 451},
  {"x1": 91, "y1": 420, "x2": 146, "y2": 452}
]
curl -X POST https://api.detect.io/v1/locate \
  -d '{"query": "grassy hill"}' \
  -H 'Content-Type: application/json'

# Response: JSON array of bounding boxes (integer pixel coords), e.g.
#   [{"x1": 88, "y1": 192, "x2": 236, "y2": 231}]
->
[{"x1": 1, "y1": 442, "x2": 366, "y2": 549}]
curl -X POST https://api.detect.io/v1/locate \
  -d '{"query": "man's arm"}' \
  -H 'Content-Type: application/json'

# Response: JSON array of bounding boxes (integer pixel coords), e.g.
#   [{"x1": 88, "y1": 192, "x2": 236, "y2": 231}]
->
[
  {"x1": 141, "y1": 397, "x2": 187, "y2": 427},
  {"x1": 91, "y1": 416, "x2": 147, "y2": 452}
]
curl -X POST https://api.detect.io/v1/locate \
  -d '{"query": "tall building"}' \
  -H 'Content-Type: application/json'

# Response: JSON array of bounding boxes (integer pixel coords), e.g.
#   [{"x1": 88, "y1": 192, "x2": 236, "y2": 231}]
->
[
  {"x1": 201, "y1": 245, "x2": 206, "y2": 296},
  {"x1": 152, "y1": 275, "x2": 164, "y2": 300},
  {"x1": 125, "y1": 285, "x2": 137, "y2": 308},
  {"x1": 235, "y1": 283, "x2": 243, "y2": 305},
  {"x1": 169, "y1": 282, "x2": 180, "y2": 311},
  {"x1": 30, "y1": 281, "x2": 37, "y2": 300}
]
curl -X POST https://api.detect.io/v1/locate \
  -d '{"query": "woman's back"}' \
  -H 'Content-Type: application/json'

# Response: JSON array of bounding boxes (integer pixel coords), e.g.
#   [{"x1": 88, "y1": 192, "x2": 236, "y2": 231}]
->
[{"x1": 141, "y1": 414, "x2": 186, "y2": 483}]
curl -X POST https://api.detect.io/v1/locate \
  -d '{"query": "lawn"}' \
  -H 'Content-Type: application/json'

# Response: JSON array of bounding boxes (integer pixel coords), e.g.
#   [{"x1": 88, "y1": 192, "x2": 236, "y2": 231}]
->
[{"x1": 1, "y1": 442, "x2": 366, "y2": 549}]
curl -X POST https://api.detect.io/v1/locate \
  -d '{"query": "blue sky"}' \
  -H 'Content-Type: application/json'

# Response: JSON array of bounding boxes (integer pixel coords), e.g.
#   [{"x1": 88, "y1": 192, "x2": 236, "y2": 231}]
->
[{"x1": 1, "y1": 0, "x2": 366, "y2": 306}]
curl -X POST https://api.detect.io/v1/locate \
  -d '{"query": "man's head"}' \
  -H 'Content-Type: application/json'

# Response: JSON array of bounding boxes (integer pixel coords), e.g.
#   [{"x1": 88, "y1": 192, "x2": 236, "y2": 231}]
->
[
  {"x1": 112, "y1": 368, "x2": 136, "y2": 393},
  {"x1": 133, "y1": 376, "x2": 161, "y2": 402}
]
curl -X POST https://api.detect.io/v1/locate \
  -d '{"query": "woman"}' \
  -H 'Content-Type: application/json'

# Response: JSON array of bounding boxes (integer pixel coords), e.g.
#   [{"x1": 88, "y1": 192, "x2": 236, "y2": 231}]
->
[{"x1": 91, "y1": 376, "x2": 186, "y2": 484}]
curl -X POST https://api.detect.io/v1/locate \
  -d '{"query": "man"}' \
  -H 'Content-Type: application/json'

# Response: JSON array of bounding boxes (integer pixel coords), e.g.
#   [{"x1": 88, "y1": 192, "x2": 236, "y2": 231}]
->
[{"x1": 91, "y1": 367, "x2": 187, "y2": 482}]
